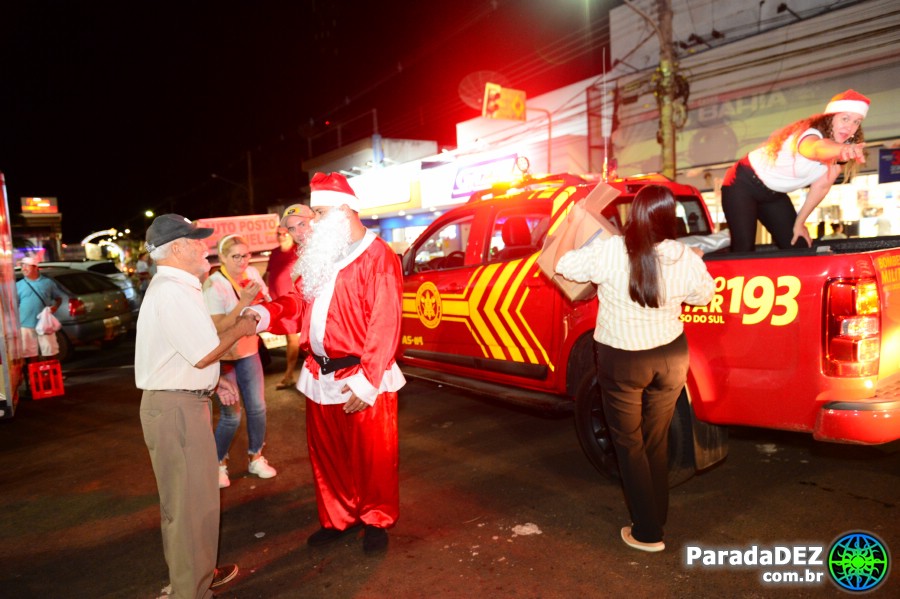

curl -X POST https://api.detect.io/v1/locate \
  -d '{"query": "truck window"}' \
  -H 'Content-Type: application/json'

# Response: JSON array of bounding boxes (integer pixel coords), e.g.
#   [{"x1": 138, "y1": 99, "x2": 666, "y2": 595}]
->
[
  {"x1": 487, "y1": 212, "x2": 550, "y2": 262},
  {"x1": 679, "y1": 198, "x2": 711, "y2": 235},
  {"x1": 609, "y1": 196, "x2": 711, "y2": 238},
  {"x1": 412, "y1": 215, "x2": 474, "y2": 272}
]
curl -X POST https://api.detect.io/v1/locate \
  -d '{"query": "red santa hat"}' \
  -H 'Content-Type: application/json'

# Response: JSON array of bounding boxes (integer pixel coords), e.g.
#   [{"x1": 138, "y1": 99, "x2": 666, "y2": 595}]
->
[
  {"x1": 309, "y1": 172, "x2": 360, "y2": 212},
  {"x1": 824, "y1": 89, "x2": 870, "y2": 118}
]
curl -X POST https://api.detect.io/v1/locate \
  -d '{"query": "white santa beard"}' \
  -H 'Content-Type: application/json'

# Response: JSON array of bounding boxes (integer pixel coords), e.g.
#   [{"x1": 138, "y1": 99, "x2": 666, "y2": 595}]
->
[{"x1": 295, "y1": 208, "x2": 352, "y2": 298}]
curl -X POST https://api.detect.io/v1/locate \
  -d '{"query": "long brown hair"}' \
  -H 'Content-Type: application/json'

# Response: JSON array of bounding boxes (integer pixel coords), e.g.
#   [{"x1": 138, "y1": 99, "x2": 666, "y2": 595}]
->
[
  {"x1": 763, "y1": 113, "x2": 866, "y2": 181},
  {"x1": 624, "y1": 185, "x2": 679, "y2": 308}
]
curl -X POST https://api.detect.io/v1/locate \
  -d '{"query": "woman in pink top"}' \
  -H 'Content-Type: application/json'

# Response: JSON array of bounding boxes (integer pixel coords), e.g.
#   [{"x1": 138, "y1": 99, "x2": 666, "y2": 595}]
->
[{"x1": 203, "y1": 234, "x2": 278, "y2": 487}]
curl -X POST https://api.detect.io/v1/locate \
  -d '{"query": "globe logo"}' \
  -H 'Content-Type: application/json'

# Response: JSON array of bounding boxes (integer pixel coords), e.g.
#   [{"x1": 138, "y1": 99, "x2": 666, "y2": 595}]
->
[{"x1": 828, "y1": 531, "x2": 890, "y2": 592}]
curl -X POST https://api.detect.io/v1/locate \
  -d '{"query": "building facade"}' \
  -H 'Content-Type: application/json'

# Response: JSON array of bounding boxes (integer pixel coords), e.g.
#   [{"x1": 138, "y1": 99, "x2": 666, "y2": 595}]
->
[{"x1": 309, "y1": 0, "x2": 900, "y2": 250}]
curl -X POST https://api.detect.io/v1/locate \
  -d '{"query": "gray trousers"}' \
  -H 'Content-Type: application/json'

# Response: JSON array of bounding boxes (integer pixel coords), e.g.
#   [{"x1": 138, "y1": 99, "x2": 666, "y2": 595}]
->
[{"x1": 140, "y1": 390, "x2": 218, "y2": 599}]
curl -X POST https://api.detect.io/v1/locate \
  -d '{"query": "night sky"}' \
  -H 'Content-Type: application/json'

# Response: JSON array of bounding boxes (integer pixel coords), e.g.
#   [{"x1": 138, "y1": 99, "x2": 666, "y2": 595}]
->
[{"x1": 1, "y1": 0, "x2": 618, "y2": 243}]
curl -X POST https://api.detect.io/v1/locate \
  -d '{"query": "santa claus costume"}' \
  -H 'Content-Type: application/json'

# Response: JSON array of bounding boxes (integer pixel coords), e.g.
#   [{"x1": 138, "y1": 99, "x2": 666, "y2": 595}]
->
[{"x1": 253, "y1": 172, "x2": 405, "y2": 547}]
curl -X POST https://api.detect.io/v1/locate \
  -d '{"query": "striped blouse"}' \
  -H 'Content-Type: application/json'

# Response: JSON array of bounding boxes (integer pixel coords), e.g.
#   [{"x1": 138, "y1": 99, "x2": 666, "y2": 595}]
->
[{"x1": 556, "y1": 236, "x2": 715, "y2": 351}]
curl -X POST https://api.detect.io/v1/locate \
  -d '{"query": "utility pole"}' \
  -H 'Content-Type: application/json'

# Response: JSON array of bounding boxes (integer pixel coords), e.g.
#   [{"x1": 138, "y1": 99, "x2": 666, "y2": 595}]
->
[
  {"x1": 657, "y1": 0, "x2": 676, "y2": 180},
  {"x1": 624, "y1": 0, "x2": 677, "y2": 180}
]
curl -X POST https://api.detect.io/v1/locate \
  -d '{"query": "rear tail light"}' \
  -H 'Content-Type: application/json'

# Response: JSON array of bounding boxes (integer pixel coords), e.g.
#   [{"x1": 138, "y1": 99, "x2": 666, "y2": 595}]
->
[
  {"x1": 824, "y1": 279, "x2": 879, "y2": 377},
  {"x1": 68, "y1": 298, "x2": 86, "y2": 317}
]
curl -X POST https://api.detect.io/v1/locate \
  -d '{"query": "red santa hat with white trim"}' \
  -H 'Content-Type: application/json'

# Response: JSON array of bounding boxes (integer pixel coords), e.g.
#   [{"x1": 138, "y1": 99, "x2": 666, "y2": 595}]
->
[
  {"x1": 824, "y1": 89, "x2": 870, "y2": 118},
  {"x1": 309, "y1": 172, "x2": 360, "y2": 212}
]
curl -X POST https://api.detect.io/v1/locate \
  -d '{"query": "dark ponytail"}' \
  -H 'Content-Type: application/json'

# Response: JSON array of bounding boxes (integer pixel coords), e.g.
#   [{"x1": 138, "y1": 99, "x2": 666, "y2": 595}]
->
[{"x1": 624, "y1": 185, "x2": 679, "y2": 308}]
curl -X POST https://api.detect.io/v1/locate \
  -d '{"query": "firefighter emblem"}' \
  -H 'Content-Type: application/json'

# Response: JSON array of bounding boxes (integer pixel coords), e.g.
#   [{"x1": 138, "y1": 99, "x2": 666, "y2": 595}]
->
[{"x1": 415, "y1": 282, "x2": 442, "y2": 329}]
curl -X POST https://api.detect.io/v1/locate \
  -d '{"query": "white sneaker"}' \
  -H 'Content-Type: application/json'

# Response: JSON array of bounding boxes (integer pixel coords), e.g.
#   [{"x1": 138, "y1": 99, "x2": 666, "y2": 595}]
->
[
  {"x1": 218, "y1": 464, "x2": 231, "y2": 488},
  {"x1": 248, "y1": 456, "x2": 277, "y2": 479}
]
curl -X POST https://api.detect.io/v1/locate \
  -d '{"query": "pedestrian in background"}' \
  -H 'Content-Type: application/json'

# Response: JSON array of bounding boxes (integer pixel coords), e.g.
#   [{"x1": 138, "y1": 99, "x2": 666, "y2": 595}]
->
[
  {"x1": 554, "y1": 185, "x2": 715, "y2": 552},
  {"x1": 248, "y1": 172, "x2": 405, "y2": 554},
  {"x1": 263, "y1": 204, "x2": 314, "y2": 390},
  {"x1": 136, "y1": 251, "x2": 152, "y2": 295},
  {"x1": 203, "y1": 234, "x2": 277, "y2": 488},
  {"x1": 821, "y1": 222, "x2": 847, "y2": 240},
  {"x1": 136, "y1": 214, "x2": 258, "y2": 597},
  {"x1": 721, "y1": 89, "x2": 870, "y2": 252},
  {"x1": 16, "y1": 254, "x2": 64, "y2": 387}
]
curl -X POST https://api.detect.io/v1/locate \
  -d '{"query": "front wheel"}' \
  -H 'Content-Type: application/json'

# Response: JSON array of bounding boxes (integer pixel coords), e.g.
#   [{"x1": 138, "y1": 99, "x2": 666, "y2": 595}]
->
[
  {"x1": 573, "y1": 371, "x2": 619, "y2": 480},
  {"x1": 573, "y1": 371, "x2": 696, "y2": 487}
]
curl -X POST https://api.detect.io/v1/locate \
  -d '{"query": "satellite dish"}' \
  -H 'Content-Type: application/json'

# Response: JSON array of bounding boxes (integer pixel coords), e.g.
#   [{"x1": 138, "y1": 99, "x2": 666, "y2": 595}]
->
[{"x1": 458, "y1": 71, "x2": 511, "y2": 110}]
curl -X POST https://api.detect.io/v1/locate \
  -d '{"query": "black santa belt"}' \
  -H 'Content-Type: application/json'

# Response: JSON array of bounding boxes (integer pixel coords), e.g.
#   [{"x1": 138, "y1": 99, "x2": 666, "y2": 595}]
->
[{"x1": 312, "y1": 354, "x2": 361, "y2": 375}]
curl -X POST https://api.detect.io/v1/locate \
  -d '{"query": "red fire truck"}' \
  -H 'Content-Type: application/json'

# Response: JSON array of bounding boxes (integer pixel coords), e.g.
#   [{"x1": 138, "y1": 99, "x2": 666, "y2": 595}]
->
[{"x1": 397, "y1": 172, "x2": 900, "y2": 484}]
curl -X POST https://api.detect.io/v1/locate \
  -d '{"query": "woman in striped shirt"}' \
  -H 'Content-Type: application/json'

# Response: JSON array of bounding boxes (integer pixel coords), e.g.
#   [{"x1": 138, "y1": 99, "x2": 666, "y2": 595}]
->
[{"x1": 555, "y1": 184, "x2": 715, "y2": 553}]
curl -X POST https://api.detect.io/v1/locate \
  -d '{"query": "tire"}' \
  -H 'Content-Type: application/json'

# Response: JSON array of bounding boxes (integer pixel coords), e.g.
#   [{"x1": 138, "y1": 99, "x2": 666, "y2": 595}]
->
[
  {"x1": 667, "y1": 392, "x2": 696, "y2": 488},
  {"x1": 55, "y1": 330, "x2": 74, "y2": 362},
  {"x1": 573, "y1": 371, "x2": 696, "y2": 487},
  {"x1": 573, "y1": 371, "x2": 620, "y2": 480}
]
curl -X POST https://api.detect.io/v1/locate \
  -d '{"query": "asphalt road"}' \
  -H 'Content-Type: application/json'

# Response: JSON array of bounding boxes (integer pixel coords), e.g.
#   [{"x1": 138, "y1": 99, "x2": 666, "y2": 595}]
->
[{"x1": 0, "y1": 337, "x2": 897, "y2": 598}]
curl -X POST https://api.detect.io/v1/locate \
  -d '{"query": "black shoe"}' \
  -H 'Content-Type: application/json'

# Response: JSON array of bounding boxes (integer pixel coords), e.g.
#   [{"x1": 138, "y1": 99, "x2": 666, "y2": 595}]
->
[
  {"x1": 363, "y1": 525, "x2": 388, "y2": 554},
  {"x1": 307, "y1": 524, "x2": 361, "y2": 547},
  {"x1": 210, "y1": 563, "x2": 239, "y2": 588}
]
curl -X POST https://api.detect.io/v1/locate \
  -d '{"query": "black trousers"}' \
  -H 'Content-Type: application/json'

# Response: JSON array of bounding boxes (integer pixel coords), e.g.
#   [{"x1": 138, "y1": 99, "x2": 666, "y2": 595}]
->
[
  {"x1": 594, "y1": 334, "x2": 689, "y2": 543},
  {"x1": 721, "y1": 158, "x2": 803, "y2": 252}
]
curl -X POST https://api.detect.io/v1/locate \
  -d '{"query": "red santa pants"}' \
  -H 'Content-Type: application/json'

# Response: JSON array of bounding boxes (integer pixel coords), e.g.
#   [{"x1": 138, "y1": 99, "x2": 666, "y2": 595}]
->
[{"x1": 306, "y1": 391, "x2": 399, "y2": 530}]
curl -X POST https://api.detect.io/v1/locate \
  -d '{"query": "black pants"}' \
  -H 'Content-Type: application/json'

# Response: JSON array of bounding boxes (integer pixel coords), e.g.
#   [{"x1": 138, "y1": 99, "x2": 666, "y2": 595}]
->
[
  {"x1": 594, "y1": 334, "x2": 689, "y2": 543},
  {"x1": 721, "y1": 158, "x2": 804, "y2": 252}
]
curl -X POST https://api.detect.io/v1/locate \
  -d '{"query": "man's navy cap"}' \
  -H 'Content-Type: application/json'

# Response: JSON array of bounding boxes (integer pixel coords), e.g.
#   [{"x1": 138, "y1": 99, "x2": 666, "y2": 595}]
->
[{"x1": 145, "y1": 214, "x2": 214, "y2": 252}]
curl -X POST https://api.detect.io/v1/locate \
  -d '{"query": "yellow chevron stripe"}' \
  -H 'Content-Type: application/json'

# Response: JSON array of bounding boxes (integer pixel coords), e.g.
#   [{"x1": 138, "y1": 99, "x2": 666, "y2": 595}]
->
[
  {"x1": 441, "y1": 299, "x2": 470, "y2": 317},
  {"x1": 443, "y1": 316, "x2": 490, "y2": 358},
  {"x1": 548, "y1": 186, "x2": 577, "y2": 237},
  {"x1": 485, "y1": 261, "x2": 524, "y2": 362},
  {"x1": 501, "y1": 256, "x2": 540, "y2": 363},
  {"x1": 517, "y1": 271, "x2": 554, "y2": 370},
  {"x1": 468, "y1": 263, "x2": 504, "y2": 359}
]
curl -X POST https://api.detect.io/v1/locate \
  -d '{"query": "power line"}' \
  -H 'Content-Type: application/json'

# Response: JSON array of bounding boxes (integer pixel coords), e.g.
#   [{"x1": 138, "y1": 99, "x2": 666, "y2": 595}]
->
[{"x1": 159, "y1": 3, "x2": 617, "y2": 217}]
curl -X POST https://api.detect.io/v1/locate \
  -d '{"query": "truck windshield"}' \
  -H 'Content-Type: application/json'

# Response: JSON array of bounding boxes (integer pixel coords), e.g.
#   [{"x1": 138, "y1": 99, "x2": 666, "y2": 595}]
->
[{"x1": 607, "y1": 196, "x2": 711, "y2": 237}]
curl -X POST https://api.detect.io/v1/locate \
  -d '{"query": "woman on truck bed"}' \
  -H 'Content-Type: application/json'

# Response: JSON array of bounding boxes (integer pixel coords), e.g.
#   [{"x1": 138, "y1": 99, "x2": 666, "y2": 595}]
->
[
  {"x1": 554, "y1": 185, "x2": 715, "y2": 553},
  {"x1": 721, "y1": 89, "x2": 870, "y2": 252}
]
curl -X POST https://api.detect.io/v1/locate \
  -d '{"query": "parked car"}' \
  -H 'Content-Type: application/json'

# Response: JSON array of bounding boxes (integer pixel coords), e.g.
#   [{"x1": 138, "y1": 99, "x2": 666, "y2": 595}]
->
[
  {"x1": 42, "y1": 260, "x2": 141, "y2": 320},
  {"x1": 16, "y1": 266, "x2": 134, "y2": 361}
]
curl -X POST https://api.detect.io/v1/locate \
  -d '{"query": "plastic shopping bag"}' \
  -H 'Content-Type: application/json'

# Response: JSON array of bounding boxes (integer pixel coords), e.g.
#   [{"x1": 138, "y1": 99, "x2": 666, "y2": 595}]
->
[{"x1": 36, "y1": 306, "x2": 62, "y2": 335}]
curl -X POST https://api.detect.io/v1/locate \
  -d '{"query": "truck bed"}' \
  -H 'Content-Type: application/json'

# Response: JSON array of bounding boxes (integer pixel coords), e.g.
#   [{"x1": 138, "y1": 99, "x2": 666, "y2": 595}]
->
[{"x1": 704, "y1": 235, "x2": 900, "y2": 260}]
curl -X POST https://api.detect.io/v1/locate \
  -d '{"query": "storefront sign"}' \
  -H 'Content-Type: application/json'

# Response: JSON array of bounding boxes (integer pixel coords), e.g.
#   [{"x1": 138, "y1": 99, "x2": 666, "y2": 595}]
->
[
  {"x1": 21, "y1": 197, "x2": 58, "y2": 214},
  {"x1": 452, "y1": 154, "x2": 518, "y2": 199},
  {"x1": 878, "y1": 148, "x2": 900, "y2": 183},
  {"x1": 196, "y1": 213, "x2": 279, "y2": 254}
]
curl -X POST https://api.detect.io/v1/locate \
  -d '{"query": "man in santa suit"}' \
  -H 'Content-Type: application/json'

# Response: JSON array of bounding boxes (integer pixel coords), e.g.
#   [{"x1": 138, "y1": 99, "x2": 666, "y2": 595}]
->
[{"x1": 248, "y1": 172, "x2": 405, "y2": 554}]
